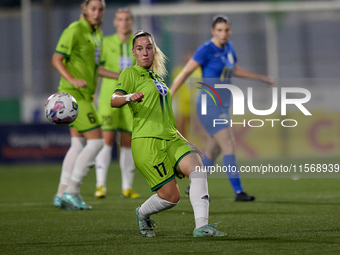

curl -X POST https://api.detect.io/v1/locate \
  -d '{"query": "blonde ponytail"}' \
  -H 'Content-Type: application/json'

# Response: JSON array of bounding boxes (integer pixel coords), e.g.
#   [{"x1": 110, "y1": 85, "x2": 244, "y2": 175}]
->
[{"x1": 153, "y1": 44, "x2": 168, "y2": 78}]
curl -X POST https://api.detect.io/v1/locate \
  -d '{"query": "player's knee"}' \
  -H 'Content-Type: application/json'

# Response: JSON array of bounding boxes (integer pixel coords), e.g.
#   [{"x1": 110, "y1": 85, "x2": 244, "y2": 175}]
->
[
  {"x1": 169, "y1": 191, "x2": 180, "y2": 204},
  {"x1": 157, "y1": 179, "x2": 181, "y2": 203},
  {"x1": 174, "y1": 184, "x2": 181, "y2": 202},
  {"x1": 158, "y1": 189, "x2": 180, "y2": 204},
  {"x1": 167, "y1": 192, "x2": 180, "y2": 204},
  {"x1": 206, "y1": 148, "x2": 220, "y2": 160},
  {"x1": 225, "y1": 136, "x2": 234, "y2": 147},
  {"x1": 220, "y1": 137, "x2": 235, "y2": 154}
]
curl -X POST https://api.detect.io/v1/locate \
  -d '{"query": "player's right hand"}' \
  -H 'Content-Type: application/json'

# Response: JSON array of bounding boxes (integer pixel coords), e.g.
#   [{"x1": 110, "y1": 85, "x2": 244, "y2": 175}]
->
[
  {"x1": 130, "y1": 92, "x2": 144, "y2": 102},
  {"x1": 71, "y1": 79, "x2": 87, "y2": 88}
]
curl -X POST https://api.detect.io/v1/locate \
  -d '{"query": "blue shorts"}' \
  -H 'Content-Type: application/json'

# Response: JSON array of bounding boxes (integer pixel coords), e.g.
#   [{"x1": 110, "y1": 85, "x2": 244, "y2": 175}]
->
[{"x1": 196, "y1": 95, "x2": 230, "y2": 137}]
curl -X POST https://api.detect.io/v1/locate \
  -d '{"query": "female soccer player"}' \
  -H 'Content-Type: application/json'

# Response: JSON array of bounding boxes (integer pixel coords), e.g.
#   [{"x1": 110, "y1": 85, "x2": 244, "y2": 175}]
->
[
  {"x1": 111, "y1": 30, "x2": 226, "y2": 237},
  {"x1": 170, "y1": 15, "x2": 275, "y2": 201},
  {"x1": 95, "y1": 8, "x2": 139, "y2": 199},
  {"x1": 52, "y1": 0, "x2": 119, "y2": 210}
]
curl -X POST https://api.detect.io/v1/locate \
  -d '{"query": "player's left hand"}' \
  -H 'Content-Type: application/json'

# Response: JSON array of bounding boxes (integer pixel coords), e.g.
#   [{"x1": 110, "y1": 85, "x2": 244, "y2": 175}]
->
[{"x1": 187, "y1": 142, "x2": 205, "y2": 160}]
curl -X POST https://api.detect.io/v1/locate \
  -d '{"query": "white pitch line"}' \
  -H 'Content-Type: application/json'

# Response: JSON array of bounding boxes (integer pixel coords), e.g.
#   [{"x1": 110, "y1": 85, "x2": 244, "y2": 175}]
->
[{"x1": 0, "y1": 200, "x2": 105, "y2": 207}]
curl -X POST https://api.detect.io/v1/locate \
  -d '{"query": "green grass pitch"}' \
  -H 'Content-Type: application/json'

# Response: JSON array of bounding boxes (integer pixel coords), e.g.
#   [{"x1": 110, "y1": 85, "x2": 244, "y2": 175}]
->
[{"x1": 1, "y1": 157, "x2": 340, "y2": 254}]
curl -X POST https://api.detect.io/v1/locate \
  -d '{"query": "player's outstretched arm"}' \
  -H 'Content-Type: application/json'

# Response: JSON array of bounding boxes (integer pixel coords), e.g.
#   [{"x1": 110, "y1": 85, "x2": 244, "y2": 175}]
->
[
  {"x1": 98, "y1": 66, "x2": 120, "y2": 80},
  {"x1": 52, "y1": 53, "x2": 87, "y2": 88},
  {"x1": 233, "y1": 64, "x2": 275, "y2": 87},
  {"x1": 170, "y1": 59, "x2": 200, "y2": 96},
  {"x1": 111, "y1": 92, "x2": 144, "y2": 108}
]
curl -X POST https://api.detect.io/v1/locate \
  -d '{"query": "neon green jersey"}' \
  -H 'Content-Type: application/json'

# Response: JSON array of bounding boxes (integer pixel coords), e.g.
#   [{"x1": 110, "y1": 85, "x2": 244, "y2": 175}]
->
[
  {"x1": 115, "y1": 65, "x2": 177, "y2": 140},
  {"x1": 102, "y1": 34, "x2": 135, "y2": 73},
  {"x1": 98, "y1": 34, "x2": 136, "y2": 105},
  {"x1": 55, "y1": 18, "x2": 104, "y2": 96}
]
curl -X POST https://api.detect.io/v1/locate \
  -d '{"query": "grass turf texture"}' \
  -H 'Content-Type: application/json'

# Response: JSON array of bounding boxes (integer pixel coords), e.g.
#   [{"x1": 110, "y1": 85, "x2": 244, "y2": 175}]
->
[{"x1": 1, "y1": 157, "x2": 340, "y2": 254}]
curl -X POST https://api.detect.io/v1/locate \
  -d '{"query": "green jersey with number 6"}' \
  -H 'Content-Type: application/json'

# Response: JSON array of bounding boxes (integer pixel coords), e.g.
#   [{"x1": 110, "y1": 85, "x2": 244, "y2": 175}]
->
[
  {"x1": 55, "y1": 18, "x2": 104, "y2": 132},
  {"x1": 55, "y1": 18, "x2": 104, "y2": 96}
]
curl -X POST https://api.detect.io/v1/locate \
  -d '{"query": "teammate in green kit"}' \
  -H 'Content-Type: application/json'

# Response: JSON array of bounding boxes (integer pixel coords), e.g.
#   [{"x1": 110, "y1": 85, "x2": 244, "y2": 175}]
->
[
  {"x1": 111, "y1": 30, "x2": 227, "y2": 237},
  {"x1": 94, "y1": 8, "x2": 139, "y2": 199},
  {"x1": 52, "y1": 0, "x2": 120, "y2": 210}
]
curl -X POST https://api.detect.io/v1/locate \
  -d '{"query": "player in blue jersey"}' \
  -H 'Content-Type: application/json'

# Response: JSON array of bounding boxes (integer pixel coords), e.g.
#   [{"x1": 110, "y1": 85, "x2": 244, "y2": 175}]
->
[{"x1": 171, "y1": 15, "x2": 275, "y2": 201}]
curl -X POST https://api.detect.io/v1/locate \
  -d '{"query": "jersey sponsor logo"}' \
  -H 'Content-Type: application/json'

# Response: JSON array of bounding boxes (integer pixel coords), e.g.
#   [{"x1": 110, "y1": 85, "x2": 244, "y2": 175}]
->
[
  {"x1": 153, "y1": 81, "x2": 168, "y2": 96},
  {"x1": 61, "y1": 44, "x2": 69, "y2": 49},
  {"x1": 119, "y1": 57, "x2": 132, "y2": 70},
  {"x1": 117, "y1": 83, "x2": 122, "y2": 86},
  {"x1": 228, "y1": 53, "x2": 234, "y2": 64},
  {"x1": 95, "y1": 48, "x2": 101, "y2": 65}
]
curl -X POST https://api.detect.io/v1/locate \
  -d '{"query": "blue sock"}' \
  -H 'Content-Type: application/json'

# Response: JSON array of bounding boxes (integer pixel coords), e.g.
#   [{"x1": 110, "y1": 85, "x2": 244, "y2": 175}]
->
[
  {"x1": 223, "y1": 154, "x2": 243, "y2": 194},
  {"x1": 202, "y1": 153, "x2": 214, "y2": 175}
]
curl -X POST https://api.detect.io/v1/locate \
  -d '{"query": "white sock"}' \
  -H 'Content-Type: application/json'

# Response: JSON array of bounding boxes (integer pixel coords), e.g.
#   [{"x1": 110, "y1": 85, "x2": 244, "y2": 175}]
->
[
  {"x1": 120, "y1": 147, "x2": 135, "y2": 191},
  {"x1": 65, "y1": 139, "x2": 104, "y2": 195},
  {"x1": 189, "y1": 170, "x2": 209, "y2": 228},
  {"x1": 56, "y1": 137, "x2": 85, "y2": 197},
  {"x1": 95, "y1": 144, "x2": 113, "y2": 187},
  {"x1": 138, "y1": 194, "x2": 178, "y2": 219}
]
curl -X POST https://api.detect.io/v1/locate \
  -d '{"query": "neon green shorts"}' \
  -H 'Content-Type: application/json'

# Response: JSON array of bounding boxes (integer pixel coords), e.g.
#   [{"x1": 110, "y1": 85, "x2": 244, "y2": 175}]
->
[
  {"x1": 59, "y1": 88, "x2": 101, "y2": 133},
  {"x1": 131, "y1": 136, "x2": 197, "y2": 191},
  {"x1": 97, "y1": 103, "x2": 132, "y2": 133}
]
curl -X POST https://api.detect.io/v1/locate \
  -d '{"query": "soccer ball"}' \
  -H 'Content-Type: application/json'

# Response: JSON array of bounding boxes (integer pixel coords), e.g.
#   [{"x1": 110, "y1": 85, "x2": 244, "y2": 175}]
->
[{"x1": 45, "y1": 93, "x2": 78, "y2": 126}]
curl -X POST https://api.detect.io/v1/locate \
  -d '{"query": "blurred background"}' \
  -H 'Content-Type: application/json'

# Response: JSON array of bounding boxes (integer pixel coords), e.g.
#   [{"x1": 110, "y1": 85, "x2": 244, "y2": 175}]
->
[{"x1": 0, "y1": 0, "x2": 339, "y2": 164}]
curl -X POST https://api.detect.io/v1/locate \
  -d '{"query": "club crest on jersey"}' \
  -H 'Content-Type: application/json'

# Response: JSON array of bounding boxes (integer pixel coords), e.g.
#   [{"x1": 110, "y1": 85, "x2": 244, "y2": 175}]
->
[
  {"x1": 119, "y1": 57, "x2": 132, "y2": 70},
  {"x1": 228, "y1": 53, "x2": 234, "y2": 64},
  {"x1": 154, "y1": 81, "x2": 168, "y2": 96}
]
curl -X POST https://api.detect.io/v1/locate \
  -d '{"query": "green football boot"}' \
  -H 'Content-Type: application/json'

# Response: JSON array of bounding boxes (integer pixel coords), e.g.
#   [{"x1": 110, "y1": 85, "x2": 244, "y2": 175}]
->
[
  {"x1": 61, "y1": 192, "x2": 92, "y2": 211},
  {"x1": 135, "y1": 207, "x2": 155, "y2": 237},
  {"x1": 193, "y1": 222, "x2": 227, "y2": 237},
  {"x1": 53, "y1": 196, "x2": 62, "y2": 208}
]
